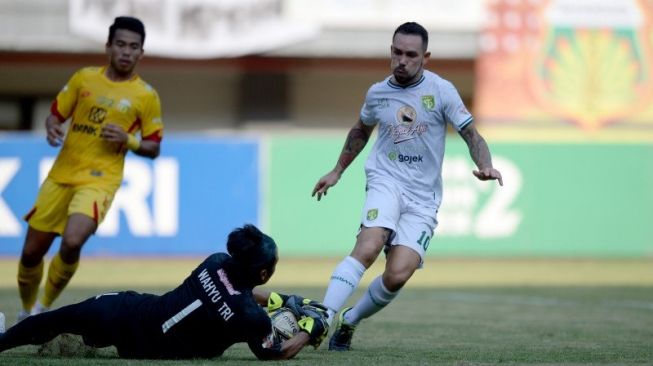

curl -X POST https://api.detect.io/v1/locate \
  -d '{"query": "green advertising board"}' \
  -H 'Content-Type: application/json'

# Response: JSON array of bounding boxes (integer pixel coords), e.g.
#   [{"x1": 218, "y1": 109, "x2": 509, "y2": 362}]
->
[{"x1": 267, "y1": 136, "x2": 653, "y2": 258}]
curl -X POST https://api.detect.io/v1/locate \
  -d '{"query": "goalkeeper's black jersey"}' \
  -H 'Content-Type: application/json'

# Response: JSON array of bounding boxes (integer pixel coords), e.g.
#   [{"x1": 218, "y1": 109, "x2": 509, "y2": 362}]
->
[{"x1": 113, "y1": 253, "x2": 273, "y2": 359}]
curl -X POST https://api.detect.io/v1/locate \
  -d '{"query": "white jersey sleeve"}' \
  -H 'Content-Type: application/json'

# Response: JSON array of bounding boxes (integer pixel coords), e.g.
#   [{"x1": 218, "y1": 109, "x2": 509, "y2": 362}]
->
[
  {"x1": 360, "y1": 86, "x2": 378, "y2": 126},
  {"x1": 439, "y1": 80, "x2": 473, "y2": 131}
]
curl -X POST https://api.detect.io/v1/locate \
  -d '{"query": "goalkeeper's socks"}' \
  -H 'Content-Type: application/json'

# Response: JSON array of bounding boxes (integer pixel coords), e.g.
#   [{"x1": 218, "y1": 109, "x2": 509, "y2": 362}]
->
[
  {"x1": 17, "y1": 259, "x2": 44, "y2": 312},
  {"x1": 322, "y1": 256, "x2": 366, "y2": 325},
  {"x1": 40, "y1": 253, "x2": 79, "y2": 308},
  {"x1": 346, "y1": 275, "x2": 399, "y2": 325}
]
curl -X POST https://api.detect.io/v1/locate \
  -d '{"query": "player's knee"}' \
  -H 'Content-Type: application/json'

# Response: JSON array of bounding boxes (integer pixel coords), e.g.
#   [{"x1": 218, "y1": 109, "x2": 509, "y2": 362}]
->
[
  {"x1": 350, "y1": 248, "x2": 380, "y2": 268},
  {"x1": 61, "y1": 234, "x2": 87, "y2": 252},
  {"x1": 351, "y1": 234, "x2": 387, "y2": 268},
  {"x1": 382, "y1": 270, "x2": 411, "y2": 292}
]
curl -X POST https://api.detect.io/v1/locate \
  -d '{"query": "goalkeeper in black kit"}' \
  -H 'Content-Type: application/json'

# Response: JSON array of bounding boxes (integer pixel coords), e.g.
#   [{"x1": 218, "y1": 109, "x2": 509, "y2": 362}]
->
[{"x1": 0, "y1": 224, "x2": 328, "y2": 360}]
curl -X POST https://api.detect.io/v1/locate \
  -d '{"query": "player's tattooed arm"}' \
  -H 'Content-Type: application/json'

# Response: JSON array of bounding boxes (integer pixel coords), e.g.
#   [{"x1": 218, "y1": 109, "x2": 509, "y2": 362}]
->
[
  {"x1": 335, "y1": 119, "x2": 373, "y2": 174},
  {"x1": 460, "y1": 124, "x2": 492, "y2": 169},
  {"x1": 459, "y1": 124, "x2": 504, "y2": 185},
  {"x1": 312, "y1": 119, "x2": 374, "y2": 201}
]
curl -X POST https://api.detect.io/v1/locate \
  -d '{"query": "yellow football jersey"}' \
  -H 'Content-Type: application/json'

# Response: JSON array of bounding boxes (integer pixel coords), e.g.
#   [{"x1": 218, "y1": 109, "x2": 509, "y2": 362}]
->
[{"x1": 48, "y1": 66, "x2": 164, "y2": 187}]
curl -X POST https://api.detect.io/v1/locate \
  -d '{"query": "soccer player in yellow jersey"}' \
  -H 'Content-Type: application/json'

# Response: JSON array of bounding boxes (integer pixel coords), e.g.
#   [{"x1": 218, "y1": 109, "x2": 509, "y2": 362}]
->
[{"x1": 16, "y1": 16, "x2": 164, "y2": 321}]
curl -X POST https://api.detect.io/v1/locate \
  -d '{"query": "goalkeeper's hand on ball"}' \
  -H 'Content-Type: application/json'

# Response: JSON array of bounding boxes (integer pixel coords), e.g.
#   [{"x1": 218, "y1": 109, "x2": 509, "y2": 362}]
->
[
  {"x1": 285, "y1": 295, "x2": 328, "y2": 319},
  {"x1": 268, "y1": 292, "x2": 328, "y2": 318},
  {"x1": 298, "y1": 304, "x2": 329, "y2": 349}
]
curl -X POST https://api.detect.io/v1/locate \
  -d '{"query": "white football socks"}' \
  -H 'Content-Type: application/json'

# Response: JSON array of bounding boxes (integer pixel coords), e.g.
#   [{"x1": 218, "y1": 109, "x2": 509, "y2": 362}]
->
[
  {"x1": 344, "y1": 275, "x2": 399, "y2": 325},
  {"x1": 322, "y1": 256, "x2": 366, "y2": 325}
]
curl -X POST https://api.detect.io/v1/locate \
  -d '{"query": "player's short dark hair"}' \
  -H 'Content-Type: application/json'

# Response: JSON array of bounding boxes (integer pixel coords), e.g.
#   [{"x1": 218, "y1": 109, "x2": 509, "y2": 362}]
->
[
  {"x1": 227, "y1": 224, "x2": 278, "y2": 282},
  {"x1": 108, "y1": 16, "x2": 146, "y2": 46},
  {"x1": 393, "y1": 22, "x2": 429, "y2": 52}
]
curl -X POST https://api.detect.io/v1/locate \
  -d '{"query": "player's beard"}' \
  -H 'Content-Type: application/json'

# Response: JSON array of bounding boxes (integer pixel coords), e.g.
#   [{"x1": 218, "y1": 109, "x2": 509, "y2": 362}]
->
[{"x1": 393, "y1": 65, "x2": 422, "y2": 85}]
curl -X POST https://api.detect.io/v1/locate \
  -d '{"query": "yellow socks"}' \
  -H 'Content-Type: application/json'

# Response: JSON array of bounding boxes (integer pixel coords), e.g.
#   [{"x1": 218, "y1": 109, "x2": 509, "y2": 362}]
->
[
  {"x1": 17, "y1": 260, "x2": 44, "y2": 311},
  {"x1": 40, "y1": 253, "x2": 79, "y2": 308}
]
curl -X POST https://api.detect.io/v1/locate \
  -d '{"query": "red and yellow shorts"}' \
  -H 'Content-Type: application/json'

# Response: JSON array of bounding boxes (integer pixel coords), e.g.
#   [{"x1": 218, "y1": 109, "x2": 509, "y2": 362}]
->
[{"x1": 24, "y1": 178, "x2": 117, "y2": 235}]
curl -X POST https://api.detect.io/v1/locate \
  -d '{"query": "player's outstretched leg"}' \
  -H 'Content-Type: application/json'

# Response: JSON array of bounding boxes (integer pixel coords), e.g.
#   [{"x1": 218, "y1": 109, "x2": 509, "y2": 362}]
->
[
  {"x1": 328, "y1": 307, "x2": 357, "y2": 351},
  {"x1": 322, "y1": 256, "x2": 366, "y2": 323}
]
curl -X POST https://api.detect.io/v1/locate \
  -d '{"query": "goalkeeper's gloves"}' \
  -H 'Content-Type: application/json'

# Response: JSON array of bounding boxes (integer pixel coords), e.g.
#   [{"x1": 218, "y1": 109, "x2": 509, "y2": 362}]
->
[
  {"x1": 298, "y1": 305, "x2": 329, "y2": 349},
  {"x1": 267, "y1": 292, "x2": 328, "y2": 318},
  {"x1": 267, "y1": 292, "x2": 288, "y2": 313}
]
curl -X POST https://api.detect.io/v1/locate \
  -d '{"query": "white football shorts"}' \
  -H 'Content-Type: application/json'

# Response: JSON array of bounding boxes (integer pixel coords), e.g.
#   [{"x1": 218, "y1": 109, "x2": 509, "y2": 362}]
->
[{"x1": 359, "y1": 178, "x2": 438, "y2": 265}]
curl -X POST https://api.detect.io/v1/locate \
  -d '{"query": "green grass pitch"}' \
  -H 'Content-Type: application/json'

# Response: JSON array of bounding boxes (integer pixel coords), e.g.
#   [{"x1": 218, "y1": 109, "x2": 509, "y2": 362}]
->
[{"x1": 0, "y1": 257, "x2": 652, "y2": 365}]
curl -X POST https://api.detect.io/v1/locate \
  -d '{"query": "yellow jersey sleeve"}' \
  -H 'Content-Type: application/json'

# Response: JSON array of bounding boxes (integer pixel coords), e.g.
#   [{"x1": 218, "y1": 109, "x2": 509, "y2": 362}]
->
[
  {"x1": 51, "y1": 69, "x2": 84, "y2": 121},
  {"x1": 139, "y1": 86, "x2": 164, "y2": 142}
]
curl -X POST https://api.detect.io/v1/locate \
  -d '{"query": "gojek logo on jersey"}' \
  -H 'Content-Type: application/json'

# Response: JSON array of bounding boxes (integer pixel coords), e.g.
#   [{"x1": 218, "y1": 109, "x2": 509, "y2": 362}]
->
[{"x1": 388, "y1": 151, "x2": 424, "y2": 164}]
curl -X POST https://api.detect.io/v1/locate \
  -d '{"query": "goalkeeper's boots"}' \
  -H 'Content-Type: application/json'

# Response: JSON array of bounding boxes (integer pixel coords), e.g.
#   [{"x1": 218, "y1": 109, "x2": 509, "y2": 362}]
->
[{"x1": 328, "y1": 307, "x2": 357, "y2": 351}]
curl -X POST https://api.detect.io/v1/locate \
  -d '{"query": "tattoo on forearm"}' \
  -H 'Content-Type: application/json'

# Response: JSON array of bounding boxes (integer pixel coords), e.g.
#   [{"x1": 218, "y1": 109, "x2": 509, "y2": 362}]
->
[
  {"x1": 337, "y1": 127, "x2": 370, "y2": 171},
  {"x1": 468, "y1": 133, "x2": 492, "y2": 169}
]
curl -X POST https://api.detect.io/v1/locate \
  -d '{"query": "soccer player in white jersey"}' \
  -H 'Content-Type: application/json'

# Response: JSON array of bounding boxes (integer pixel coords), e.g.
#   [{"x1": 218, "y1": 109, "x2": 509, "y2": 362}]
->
[{"x1": 311, "y1": 22, "x2": 503, "y2": 351}]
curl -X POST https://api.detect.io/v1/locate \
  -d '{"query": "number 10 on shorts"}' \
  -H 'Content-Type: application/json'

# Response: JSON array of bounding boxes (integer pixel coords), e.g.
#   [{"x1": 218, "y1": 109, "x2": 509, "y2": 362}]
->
[{"x1": 417, "y1": 231, "x2": 431, "y2": 250}]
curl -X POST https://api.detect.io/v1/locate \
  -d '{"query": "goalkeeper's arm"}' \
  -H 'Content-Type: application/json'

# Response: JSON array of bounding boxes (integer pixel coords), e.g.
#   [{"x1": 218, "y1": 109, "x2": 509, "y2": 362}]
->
[
  {"x1": 250, "y1": 310, "x2": 326, "y2": 360},
  {"x1": 252, "y1": 288, "x2": 273, "y2": 307}
]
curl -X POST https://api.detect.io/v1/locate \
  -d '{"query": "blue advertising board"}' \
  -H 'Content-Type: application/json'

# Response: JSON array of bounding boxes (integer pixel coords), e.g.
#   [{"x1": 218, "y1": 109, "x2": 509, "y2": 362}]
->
[{"x1": 0, "y1": 134, "x2": 260, "y2": 255}]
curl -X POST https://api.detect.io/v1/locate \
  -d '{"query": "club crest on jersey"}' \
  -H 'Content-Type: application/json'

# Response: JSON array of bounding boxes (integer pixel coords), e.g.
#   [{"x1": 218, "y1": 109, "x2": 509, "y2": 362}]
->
[
  {"x1": 421, "y1": 95, "x2": 435, "y2": 110},
  {"x1": 117, "y1": 98, "x2": 132, "y2": 113},
  {"x1": 367, "y1": 209, "x2": 378, "y2": 221}
]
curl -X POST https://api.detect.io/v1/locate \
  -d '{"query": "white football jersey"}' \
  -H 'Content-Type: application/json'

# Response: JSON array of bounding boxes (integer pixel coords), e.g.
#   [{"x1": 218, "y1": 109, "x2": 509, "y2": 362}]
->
[{"x1": 360, "y1": 69, "x2": 473, "y2": 207}]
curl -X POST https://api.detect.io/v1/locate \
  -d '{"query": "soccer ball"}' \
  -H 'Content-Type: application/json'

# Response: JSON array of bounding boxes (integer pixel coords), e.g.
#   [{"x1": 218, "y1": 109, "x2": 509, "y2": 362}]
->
[{"x1": 269, "y1": 307, "x2": 299, "y2": 342}]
